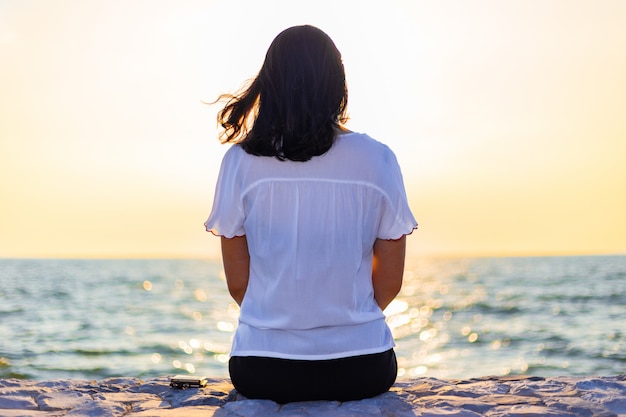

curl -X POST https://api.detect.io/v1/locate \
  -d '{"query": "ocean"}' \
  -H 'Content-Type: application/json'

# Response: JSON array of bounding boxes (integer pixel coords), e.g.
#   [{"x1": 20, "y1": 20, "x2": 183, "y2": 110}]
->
[{"x1": 0, "y1": 255, "x2": 624, "y2": 381}]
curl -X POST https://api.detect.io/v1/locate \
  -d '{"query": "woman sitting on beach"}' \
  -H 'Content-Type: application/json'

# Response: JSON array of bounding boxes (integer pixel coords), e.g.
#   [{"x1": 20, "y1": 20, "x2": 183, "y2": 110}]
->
[{"x1": 205, "y1": 25, "x2": 417, "y2": 403}]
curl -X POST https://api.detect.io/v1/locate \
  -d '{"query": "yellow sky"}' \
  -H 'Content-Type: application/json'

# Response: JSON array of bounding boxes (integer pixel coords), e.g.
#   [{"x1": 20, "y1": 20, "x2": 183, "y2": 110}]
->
[{"x1": 1, "y1": 0, "x2": 625, "y2": 259}]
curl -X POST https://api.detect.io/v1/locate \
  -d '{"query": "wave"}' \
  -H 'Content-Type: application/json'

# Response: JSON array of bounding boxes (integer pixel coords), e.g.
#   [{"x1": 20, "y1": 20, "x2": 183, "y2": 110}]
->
[
  {"x1": 471, "y1": 302, "x2": 524, "y2": 315},
  {"x1": 0, "y1": 307, "x2": 25, "y2": 316}
]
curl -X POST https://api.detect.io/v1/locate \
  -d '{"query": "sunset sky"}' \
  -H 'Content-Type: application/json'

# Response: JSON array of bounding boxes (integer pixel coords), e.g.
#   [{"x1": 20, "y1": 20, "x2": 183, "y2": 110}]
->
[{"x1": 1, "y1": 0, "x2": 625, "y2": 259}]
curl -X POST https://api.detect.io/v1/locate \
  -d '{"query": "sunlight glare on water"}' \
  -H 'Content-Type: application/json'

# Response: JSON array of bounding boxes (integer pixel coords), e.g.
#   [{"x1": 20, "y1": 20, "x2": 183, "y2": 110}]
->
[{"x1": 385, "y1": 255, "x2": 626, "y2": 379}]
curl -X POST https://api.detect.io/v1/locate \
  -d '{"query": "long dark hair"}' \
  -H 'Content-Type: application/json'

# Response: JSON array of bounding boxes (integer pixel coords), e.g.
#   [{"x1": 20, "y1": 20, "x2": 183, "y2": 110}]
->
[{"x1": 216, "y1": 25, "x2": 348, "y2": 161}]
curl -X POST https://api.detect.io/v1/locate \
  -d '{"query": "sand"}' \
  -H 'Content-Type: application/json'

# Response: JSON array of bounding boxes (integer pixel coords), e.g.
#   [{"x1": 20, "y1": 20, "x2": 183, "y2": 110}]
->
[{"x1": 1, "y1": 375, "x2": 625, "y2": 416}]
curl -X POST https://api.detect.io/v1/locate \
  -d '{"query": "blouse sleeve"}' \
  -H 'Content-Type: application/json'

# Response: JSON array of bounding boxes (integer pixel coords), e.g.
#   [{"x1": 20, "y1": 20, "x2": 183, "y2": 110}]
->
[
  {"x1": 204, "y1": 146, "x2": 246, "y2": 238},
  {"x1": 376, "y1": 147, "x2": 418, "y2": 240}
]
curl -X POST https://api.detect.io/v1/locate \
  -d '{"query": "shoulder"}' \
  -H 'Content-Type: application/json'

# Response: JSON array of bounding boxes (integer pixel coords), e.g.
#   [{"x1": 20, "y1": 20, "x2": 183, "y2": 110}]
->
[
  {"x1": 333, "y1": 132, "x2": 398, "y2": 166},
  {"x1": 220, "y1": 144, "x2": 250, "y2": 169},
  {"x1": 223, "y1": 144, "x2": 246, "y2": 160},
  {"x1": 337, "y1": 131, "x2": 393, "y2": 152},
  {"x1": 215, "y1": 145, "x2": 250, "y2": 182}
]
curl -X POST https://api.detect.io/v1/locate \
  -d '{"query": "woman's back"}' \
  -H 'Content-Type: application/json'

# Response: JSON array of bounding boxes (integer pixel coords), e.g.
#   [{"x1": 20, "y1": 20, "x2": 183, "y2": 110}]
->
[{"x1": 207, "y1": 132, "x2": 415, "y2": 359}]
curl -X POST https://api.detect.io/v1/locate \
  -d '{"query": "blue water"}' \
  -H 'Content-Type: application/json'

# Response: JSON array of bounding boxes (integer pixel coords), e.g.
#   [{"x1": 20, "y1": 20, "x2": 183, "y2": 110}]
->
[{"x1": 0, "y1": 255, "x2": 624, "y2": 380}]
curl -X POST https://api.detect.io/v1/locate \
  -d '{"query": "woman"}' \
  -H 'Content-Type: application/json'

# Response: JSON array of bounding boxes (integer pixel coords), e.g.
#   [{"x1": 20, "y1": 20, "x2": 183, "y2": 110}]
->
[{"x1": 205, "y1": 25, "x2": 417, "y2": 403}]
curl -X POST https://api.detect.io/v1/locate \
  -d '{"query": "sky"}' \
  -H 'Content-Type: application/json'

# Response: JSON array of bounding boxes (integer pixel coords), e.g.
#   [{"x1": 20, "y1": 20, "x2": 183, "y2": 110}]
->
[{"x1": 1, "y1": 0, "x2": 625, "y2": 259}]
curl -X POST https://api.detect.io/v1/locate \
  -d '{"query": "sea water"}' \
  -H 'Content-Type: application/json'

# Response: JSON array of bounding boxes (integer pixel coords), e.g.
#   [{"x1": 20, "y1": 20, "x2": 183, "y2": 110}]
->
[{"x1": 0, "y1": 255, "x2": 624, "y2": 380}]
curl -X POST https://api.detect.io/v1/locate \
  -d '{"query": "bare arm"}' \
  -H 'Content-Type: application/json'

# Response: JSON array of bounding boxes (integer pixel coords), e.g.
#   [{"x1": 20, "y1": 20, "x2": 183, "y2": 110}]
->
[
  {"x1": 220, "y1": 235, "x2": 250, "y2": 306},
  {"x1": 372, "y1": 236, "x2": 406, "y2": 310}
]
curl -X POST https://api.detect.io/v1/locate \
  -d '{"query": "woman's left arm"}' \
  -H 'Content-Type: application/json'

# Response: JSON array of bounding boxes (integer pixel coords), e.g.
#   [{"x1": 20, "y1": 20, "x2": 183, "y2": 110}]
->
[
  {"x1": 221, "y1": 235, "x2": 250, "y2": 306},
  {"x1": 372, "y1": 235, "x2": 406, "y2": 311}
]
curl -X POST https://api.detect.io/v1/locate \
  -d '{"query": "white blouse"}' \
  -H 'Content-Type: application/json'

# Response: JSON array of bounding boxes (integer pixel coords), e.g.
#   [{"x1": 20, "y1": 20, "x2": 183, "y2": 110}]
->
[{"x1": 205, "y1": 132, "x2": 417, "y2": 360}]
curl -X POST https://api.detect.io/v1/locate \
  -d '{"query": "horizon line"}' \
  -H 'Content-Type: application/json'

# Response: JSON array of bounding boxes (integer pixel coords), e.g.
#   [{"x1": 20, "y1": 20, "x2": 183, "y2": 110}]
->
[{"x1": 1, "y1": 250, "x2": 624, "y2": 261}]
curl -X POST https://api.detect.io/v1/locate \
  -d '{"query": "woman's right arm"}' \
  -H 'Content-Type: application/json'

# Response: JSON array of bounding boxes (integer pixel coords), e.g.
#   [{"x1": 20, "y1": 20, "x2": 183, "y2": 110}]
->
[
  {"x1": 371, "y1": 236, "x2": 406, "y2": 311},
  {"x1": 221, "y1": 235, "x2": 250, "y2": 306}
]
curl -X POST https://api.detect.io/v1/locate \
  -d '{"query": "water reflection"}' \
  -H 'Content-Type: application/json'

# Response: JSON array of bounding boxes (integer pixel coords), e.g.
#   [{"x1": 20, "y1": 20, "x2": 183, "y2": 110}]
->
[
  {"x1": 383, "y1": 255, "x2": 626, "y2": 379},
  {"x1": 387, "y1": 259, "x2": 493, "y2": 377}
]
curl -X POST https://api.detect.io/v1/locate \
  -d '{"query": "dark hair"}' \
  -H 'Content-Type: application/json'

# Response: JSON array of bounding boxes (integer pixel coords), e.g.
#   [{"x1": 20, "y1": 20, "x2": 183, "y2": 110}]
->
[{"x1": 216, "y1": 25, "x2": 348, "y2": 161}]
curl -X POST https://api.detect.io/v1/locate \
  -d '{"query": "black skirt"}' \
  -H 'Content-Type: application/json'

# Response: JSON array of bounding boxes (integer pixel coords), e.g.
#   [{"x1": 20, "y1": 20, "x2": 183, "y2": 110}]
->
[{"x1": 228, "y1": 348, "x2": 397, "y2": 403}]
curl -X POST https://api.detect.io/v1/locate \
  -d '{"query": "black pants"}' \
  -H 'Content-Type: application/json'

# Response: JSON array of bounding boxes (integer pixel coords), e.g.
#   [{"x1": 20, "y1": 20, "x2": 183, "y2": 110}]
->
[{"x1": 229, "y1": 349, "x2": 397, "y2": 403}]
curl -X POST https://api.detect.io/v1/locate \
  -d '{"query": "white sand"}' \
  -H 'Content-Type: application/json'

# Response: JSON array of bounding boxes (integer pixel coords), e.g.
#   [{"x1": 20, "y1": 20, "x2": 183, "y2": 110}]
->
[{"x1": 1, "y1": 375, "x2": 625, "y2": 416}]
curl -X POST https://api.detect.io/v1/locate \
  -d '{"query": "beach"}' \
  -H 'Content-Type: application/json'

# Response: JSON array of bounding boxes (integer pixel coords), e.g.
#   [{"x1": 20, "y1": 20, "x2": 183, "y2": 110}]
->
[{"x1": 1, "y1": 375, "x2": 625, "y2": 416}]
